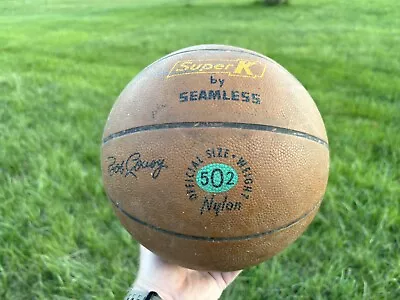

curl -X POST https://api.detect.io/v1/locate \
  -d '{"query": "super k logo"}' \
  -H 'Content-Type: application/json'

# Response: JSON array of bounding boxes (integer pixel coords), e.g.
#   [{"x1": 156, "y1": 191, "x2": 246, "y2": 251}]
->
[{"x1": 167, "y1": 59, "x2": 266, "y2": 79}]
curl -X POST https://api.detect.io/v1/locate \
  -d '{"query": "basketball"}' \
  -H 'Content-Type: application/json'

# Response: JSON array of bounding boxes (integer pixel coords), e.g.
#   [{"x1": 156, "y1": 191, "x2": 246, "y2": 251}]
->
[{"x1": 101, "y1": 44, "x2": 329, "y2": 271}]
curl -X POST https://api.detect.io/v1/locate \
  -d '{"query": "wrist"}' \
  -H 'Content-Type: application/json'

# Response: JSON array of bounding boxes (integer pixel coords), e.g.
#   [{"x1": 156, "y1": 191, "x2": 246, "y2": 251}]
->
[
  {"x1": 125, "y1": 286, "x2": 162, "y2": 300},
  {"x1": 133, "y1": 279, "x2": 174, "y2": 300}
]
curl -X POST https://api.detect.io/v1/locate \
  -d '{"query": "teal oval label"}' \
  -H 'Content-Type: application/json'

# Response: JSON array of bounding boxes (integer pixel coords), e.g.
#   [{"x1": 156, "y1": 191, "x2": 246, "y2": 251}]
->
[{"x1": 196, "y1": 163, "x2": 238, "y2": 193}]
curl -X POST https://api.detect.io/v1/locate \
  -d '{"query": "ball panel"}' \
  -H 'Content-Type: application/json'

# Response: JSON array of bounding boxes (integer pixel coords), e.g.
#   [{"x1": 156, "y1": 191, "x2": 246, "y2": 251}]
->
[
  {"x1": 103, "y1": 46, "x2": 327, "y2": 142},
  {"x1": 101, "y1": 128, "x2": 328, "y2": 238},
  {"x1": 114, "y1": 204, "x2": 319, "y2": 271}
]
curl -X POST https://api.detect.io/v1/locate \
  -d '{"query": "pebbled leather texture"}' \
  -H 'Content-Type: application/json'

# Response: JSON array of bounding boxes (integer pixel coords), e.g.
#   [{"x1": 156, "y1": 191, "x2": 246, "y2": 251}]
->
[{"x1": 101, "y1": 44, "x2": 329, "y2": 271}]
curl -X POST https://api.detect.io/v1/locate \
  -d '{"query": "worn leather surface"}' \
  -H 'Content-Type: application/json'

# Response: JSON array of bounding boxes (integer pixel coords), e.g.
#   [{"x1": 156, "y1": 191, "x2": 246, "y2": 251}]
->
[{"x1": 101, "y1": 44, "x2": 329, "y2": 271}]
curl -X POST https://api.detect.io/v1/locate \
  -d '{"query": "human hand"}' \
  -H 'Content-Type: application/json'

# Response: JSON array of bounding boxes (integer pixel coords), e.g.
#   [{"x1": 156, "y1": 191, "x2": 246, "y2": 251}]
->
[{"x1": 132, "y1": 245, "x2": 242, "y2": 300}]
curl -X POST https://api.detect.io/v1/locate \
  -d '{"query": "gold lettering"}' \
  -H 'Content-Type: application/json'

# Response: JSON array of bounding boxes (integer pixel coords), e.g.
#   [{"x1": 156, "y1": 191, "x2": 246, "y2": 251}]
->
[
  {"x1": 200, "y1": 64, "x2": 213, "y2": 71},
  {"x1": 175, "y1": 61, "x2": 192, "y2": 72},
  {"x1": 190, "y1": 64, "x2": 202, "y2": 71},
  {"x1": 168, "y1": 60, "x2": 265, "y2": 78},
  {"x1": 234, "y1": 60, "x2": 256, "y2": 76}
]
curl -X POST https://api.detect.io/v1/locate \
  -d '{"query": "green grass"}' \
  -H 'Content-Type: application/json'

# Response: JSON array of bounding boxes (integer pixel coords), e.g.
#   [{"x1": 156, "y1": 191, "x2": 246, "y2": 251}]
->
[{"x1": 1, "y1": 0, "x2": 399, "y2": 298}]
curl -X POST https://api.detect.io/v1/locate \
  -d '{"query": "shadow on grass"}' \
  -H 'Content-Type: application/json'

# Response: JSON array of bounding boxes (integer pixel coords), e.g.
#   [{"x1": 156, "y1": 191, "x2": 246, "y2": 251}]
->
[
  {"x1": 251, "y1": 0, "x2": 290, "y2": 8},
  {"x1": 178, "y1": 0, "x2": 322, "y2": 11}
]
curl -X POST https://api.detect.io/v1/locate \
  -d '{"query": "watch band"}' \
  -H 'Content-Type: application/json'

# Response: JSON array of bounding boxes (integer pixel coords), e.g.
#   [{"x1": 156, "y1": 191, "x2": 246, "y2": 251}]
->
[{"x1": 124, "y1": 289, "x2": 162, "y2": 300}]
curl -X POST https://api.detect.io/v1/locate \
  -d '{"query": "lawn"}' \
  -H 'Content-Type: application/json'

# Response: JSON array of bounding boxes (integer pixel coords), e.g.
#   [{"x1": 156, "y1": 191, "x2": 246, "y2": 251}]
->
[{"x1": 1, "y1": 0, "x2": 399, "y2": 299}]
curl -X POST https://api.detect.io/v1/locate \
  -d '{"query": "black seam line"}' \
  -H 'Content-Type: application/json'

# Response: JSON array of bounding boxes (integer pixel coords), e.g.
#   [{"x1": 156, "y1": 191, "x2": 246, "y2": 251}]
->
[
  {"x1": 102, "y1": 122, "x2": 328, "y2": 148},
  {"x1": 109, "y1": 196, "x2": 322, "y2": 242},
  {"x1": 149, "y1": 47, "x2": 276, "y2": 68}
]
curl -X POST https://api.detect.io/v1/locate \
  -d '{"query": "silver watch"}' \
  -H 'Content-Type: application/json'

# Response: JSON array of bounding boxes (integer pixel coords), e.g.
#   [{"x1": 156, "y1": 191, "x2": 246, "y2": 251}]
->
[{"x1": 124, "y1": 289, "x2": 162, "y2": 300}]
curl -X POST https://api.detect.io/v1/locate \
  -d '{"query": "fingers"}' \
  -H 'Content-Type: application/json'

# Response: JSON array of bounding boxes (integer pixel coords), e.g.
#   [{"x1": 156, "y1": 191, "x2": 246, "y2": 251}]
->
[{"x1": 221, "y1": 270, "x2": 243, "y2": 286}]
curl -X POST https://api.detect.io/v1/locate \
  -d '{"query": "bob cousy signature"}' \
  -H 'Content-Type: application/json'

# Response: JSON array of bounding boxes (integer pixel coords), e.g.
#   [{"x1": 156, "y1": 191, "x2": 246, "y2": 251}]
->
[{"x1": 107, "y1": 152, "x2": 167, "y2": 179}]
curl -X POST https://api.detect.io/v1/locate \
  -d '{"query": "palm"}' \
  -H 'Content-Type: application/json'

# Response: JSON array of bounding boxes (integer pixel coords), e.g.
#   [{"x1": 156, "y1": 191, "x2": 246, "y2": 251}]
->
[{"x1": 134, "y1": 246, "x2": 242, "y2": 300}]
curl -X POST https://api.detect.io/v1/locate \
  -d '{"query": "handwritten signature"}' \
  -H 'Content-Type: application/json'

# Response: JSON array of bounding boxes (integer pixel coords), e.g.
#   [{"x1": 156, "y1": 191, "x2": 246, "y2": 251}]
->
[{"x1": 107, "y1": 152, "x2": 168, "y2": 179}]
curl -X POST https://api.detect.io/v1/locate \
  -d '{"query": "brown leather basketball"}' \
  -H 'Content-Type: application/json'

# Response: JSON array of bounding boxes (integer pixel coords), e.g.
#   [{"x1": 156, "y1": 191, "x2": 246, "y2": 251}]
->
[{"x1": 101, "y1": 45, "x2": 329, "y2": 271}]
